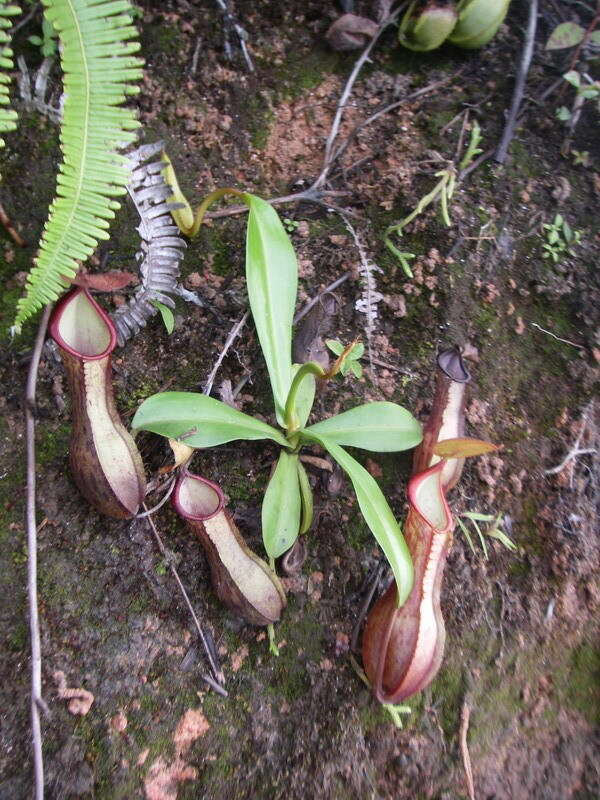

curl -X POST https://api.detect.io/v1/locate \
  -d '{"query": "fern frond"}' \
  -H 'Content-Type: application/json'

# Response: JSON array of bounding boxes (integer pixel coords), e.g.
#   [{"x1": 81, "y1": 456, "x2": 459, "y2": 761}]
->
[
  {"x1": 14, "y1": 0, "x2": 143, "y2": 331},
  {"x1": 0, "y1": 2, "x2": 20, "y2": 149},
  {"x1": 112, "y1": 142, "x2": 187, "y2": 347}
]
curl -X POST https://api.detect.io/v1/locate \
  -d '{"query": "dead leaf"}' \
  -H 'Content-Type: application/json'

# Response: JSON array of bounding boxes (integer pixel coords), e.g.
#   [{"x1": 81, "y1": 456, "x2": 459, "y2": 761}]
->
[
  {"x1": 326, "y1": 13, "x2": 378, "y2": 51},
  {"x1": 433, "y1": 438, "x2": 499, "y2": 459},
  {"x1": 70, "y1": 271, "x2": 138, "y2": 291},
  {"x1": 167, "y1": 438, "x2": 194, "y2": 471}
]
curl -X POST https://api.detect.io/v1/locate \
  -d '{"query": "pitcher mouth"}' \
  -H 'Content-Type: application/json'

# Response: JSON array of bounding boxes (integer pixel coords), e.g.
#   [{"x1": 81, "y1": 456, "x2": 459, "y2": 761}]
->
[
  {"x1": 172, "y1": 471, "x2": 225, "y2": 522},
  {"x1": 49, "y1": 287, "x2": 116, "y2": 360}
]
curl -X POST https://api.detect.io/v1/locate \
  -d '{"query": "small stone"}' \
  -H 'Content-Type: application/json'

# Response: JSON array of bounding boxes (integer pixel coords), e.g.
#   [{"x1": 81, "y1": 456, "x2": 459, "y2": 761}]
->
[{"x1": 110, "y1": 711, "x2": 128, "y2": 733}]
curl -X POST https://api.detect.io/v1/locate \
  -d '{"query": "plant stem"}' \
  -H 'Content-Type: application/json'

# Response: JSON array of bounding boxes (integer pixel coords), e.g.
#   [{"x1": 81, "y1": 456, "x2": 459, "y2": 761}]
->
[
  {"x1": 284, "y1": 361, "x2": 326, "y2": 433},
  {"x1": 26, "y1": 303, "x2": 53, "y2": 800},
  {"x1": 188, "y1": 187, "x2": 245, "y2": 237}
]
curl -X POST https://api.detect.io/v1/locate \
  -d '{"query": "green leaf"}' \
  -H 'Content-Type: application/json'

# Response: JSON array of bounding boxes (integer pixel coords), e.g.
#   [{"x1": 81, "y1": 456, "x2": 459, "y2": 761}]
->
[
  {"x1": 152, "y1": 300, "x2": 175, "y2": 334},
  {"x1": 28, "y1": 35, "x2": 43, "y2": 46},
  {"x1": 262, "y1": 451, "x2": 301, "y2": 558},
  {"x1": 132, "y1": 392, "x2": 289, "y2": 448},
  {"x1": 487, "y1": 526, "x2": 517, "y2": 552},
  {"x1": 326, "y1": 339, "x2": 345, "y2": 356},
  {"x1": 349, "y1": 342, "x2": 365, "y2": 360},
  {"x1": 456, "y1": 517, "x2": 476, "y2": 555},
  {"x1": 297, "y1": 460, "x2": 314, "y2": 534},
  {"x1": 304, "y1": 402, "x2": 422, "y2": 453},
  {"x1": 555, "y1": 106, "x2": 571, "y2": 121},
  {"x1": 291, "y1": 363, "x2": 315, "y2": 429},
  {"x1": 304, "y1": 432, "x2": 413, "y2": 605},
  {"x1": 546, "y1": 22, "x2": 585, "y2": 50},
  {"x1": 591, "y1": 31, "x2": 600, "y2": 46},
  {"x1": 563, "y1": 70, "x2": 581, "y2": 88},
  {"x1": 350, "y1": 361, "x2": 363, "y2": 379},
  {"x1": 244, "y1": 193, "x2": 297, "y2": 425}
]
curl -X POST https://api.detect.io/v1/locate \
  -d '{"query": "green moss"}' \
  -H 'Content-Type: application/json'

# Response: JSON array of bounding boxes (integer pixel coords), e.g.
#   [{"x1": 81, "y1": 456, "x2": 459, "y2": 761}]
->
[
  {"x1": 246, "y1": 95, "x2": 275, "y2": 151},
  {"x1": 434, "y1": 663, "x2": 466, "y2": 736},
  {"x1": 507, "y1": 140, "x2": 542, "y2": 179},
  {"x1": 6, "y1": 621, "x2": 28, "y2": 652},
  {"x1": 37, "y1": 423, "x2": 70, "y2": 467},
  {"x1": 559, "y1": 644, "x2": 600, "y2": 724},
  {"x1": 272, "y1": 48, "x2": 341, "y2": 100}
]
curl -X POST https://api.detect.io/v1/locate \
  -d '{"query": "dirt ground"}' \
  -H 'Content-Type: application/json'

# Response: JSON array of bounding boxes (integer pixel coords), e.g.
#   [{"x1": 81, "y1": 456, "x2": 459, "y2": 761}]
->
[{"x1": 1, "y1": 1, "x2": 599, "y2": 798}]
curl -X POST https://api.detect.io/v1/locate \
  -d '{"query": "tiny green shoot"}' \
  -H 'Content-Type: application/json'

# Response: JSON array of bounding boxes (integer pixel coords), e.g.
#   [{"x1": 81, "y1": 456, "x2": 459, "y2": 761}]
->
[
  {"x1": 542, "y1": 214, "x2": 582, "y2": 263},
  {"x1": 326, "y1": 339, "x2": 364, "y2": 378},
  {"x1": 456, "y1": 511, "x2": 517, "y2": 559},
  {"x1": 151, "y1": 300, "x2": 175, "y2": 334},
  {"x1": 384, "y1": 121, "x2": 482, "y2": 276}
]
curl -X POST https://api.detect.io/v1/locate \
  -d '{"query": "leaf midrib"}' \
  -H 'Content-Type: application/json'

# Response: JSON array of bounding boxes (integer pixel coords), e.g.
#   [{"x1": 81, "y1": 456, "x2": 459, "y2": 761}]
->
[{"x1": 42, "y1": 0, "x2": 90, "y2": 277}]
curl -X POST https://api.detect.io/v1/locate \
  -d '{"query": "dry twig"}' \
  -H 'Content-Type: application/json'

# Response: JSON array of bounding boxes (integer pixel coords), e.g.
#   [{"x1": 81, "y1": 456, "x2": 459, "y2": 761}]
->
[
  {"x1": 293, "y1": 272, "x2": 350, "y2": 324},
  {"x1": 142, "y1": 508, "x2": 227, "y2": 694},
  {"x1": 25, "y1": 303, "x2": 53, "y2": 800},
  {"x1": 0, "y1": 201, "x2": 26, "y2": 247},
  {"x1": 311, "y1": 5, "x2": 404, "y2": 190},
  {"x1": 459, "y1": 700, "x2": 476, "y2": 800},
  {"x1": 203, "y1": 310, "x2": 249, "y2": 396},
  {"x1": 544, "y1": 402, "x2": 596, "y2": 478},
  {"x1": 495, "y1": 0, "x2": 538, "y2": 164}
]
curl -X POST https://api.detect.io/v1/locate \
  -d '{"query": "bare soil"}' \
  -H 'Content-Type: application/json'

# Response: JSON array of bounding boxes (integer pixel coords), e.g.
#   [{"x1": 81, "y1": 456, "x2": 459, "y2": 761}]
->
[{"x1": 1, "y1": 2, "x2": 599, "y2": 799}]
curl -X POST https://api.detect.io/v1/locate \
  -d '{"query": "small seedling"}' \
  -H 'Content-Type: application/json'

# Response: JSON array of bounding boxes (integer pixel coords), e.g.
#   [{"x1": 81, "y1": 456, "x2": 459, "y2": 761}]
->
[
  {"x1": 283, "y1": 217, "x2": 299, "y2": 234},
  {"x1": 28, "y1": 17, "x2": 58, "y2": 58},
  {"x1": 384, "y1": 121, "x2": 482, "y2": 277},
  {"x1": 555, "y1": 71, "x2": 600, "y2": 124},
  {"x1": 151, "y1": 300, "x2": 175, "y2": 334},
  {"x1": 456, "y1": 511, "x2": 516, "y2": 559},
  {"x1": 326, "y1": 339, "x2": 363, "y2": 378},
  {"x1": 542, "y1": 214, "x2": 582, "y2": 263},
  {"x1": 571, "y1": 150, "x2": 590, "y2": 167}
]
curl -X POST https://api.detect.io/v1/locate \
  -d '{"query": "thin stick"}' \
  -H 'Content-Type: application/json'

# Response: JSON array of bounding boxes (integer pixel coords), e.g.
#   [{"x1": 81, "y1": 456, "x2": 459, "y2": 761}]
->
[
  {"x1": 312, "y1": 5, "x2": 404, "y2": 190},
  {"x1": 213, "y1": 0, "x2": 254, "y2": 73},
  {"x1": 203, "y1": 310, "x2": 249, "y2": 396},
  {"x1": 495, "y1": 0, "x2": 538, "y2": 164},
  {"x1": 544, "y1": 401, "x2": 595, "y2": 476},
  {"x1": 459, "y1": 700, "x2": 476, "y2": 800},
  {"x1": 0, "y1": 201, "x2": 27, "y2": 247},
  {"x1": 351, "y1": 563, "x2": 384, "y2": 652},
  {"x1": 190, "y1": 36, "x2": 202, "y2": 76},
  {"x1": 143, "y1": 508, "x2": 226, "y2": 689},
  {"x1": 203, "y1": 189, "x2": 349, "y2": 222},
  {"x1": 330, "y1": 71, "x2": 463, "y2": 169},
  {"x1": 293, "y1": 272, "x2": 350, "y2": 324},
  {"x1": 26, "y1": 303, "x2": 52, "y2": 800},
  {"x1": 135, "y1": 476, "x2": 176, "y2": 519},
  {"x1": 12, "y1": 2, "x2": 40, "y2": 35},
  {"x1": 530, "y1": 322, "x2": 585, "y2": 350}
]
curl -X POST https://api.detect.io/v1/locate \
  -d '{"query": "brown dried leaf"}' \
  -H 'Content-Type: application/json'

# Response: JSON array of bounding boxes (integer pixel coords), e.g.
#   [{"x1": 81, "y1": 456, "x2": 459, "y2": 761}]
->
[
  {"x1": 326, "y1": 13, "x2": 378, "y2": 51},
  {"x1": 70, "y1": 271, "x2": 138, "y2": 292},
  {"x1": 433, "y1": 438, "x2": 499, "y2": 459}
]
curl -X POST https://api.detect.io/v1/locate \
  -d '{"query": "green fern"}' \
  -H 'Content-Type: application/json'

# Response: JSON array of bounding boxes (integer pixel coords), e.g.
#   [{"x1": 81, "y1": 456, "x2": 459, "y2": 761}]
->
[
  {"x1": 0, "y1": 2, "x2": 20, "y2": 149},
  {"x1": 14, "y1": 0, "x2": 143, "y2": 331}
]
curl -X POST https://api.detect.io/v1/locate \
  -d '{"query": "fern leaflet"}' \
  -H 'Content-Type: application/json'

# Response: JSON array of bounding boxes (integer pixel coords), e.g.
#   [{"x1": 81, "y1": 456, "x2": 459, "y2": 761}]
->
[
  {"x1": 14, "y1": 0, "x2": 143, "y2": 331},
  {"x1": 0, "y1": 2, "x2": 20, "y2": 149}
]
